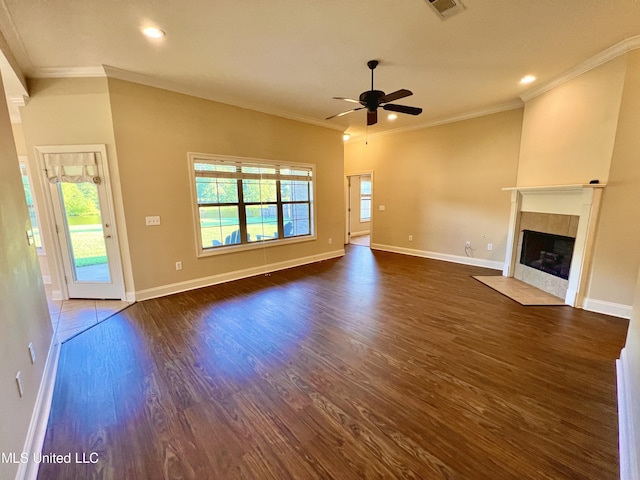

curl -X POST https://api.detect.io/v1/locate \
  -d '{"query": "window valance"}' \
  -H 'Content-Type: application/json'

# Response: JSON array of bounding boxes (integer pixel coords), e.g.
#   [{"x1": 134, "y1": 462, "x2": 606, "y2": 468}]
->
[{"x1": 44, "y1": 152, "x2": 100, "y2": 184}]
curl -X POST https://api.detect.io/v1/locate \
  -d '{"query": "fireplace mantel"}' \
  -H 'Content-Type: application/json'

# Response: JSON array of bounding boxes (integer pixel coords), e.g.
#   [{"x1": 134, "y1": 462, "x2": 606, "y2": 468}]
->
[
  {"x1": 502, "y1": 183, "x2": 606, "y2": 307},
  {"x1": 502, "y1": 183, "x2": 606, "y2": 193}
]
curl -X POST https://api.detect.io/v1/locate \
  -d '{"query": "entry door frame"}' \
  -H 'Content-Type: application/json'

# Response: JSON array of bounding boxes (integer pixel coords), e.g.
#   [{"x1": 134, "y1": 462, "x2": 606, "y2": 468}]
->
[
  {"x1": 35, "y1": 144, "x2": 126, "y2": 301},
  {"x1": 345, "y1": 170, "x2": 374, "y2": 245}
]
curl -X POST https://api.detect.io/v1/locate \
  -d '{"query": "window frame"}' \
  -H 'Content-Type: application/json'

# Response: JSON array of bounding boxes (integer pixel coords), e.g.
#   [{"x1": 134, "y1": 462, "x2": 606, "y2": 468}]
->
[{"x1": 188, "y1": 153, "x2": 316, "y2": 257}]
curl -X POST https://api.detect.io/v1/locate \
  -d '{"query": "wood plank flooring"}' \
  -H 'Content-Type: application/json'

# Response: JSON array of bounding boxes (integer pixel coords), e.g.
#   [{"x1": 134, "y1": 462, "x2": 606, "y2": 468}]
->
[{"x1": 39, "y1": 247, "x2": 629, "y2": 479}]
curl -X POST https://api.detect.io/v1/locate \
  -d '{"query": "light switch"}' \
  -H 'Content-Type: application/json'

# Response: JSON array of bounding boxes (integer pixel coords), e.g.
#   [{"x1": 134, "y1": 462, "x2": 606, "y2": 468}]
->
[{"x1": 145, "y1": 216, "x2": 161, "y2": 226}]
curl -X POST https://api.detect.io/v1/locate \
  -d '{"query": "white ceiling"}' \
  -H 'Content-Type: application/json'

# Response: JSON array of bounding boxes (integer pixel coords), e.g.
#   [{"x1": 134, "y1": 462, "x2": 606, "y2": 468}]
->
[{"x1": 1, "y1": 0, "x2": 640, "y2": 136}]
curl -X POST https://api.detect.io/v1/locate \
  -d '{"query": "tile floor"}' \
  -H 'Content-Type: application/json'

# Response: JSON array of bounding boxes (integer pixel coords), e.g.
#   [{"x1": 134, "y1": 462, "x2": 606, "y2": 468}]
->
[
  {"x1": 45, "y1": 285, "x2": 133, "y2": 342},
  {"x1": 472, "y1": 275, "x2": 566, "y2": 306},
  {"x1": 350, "y1": 234, "x2": 370, "y2": 247}
]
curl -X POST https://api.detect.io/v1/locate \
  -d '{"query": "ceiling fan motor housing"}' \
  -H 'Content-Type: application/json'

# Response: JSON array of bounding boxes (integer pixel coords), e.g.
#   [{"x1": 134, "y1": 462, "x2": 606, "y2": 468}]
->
[{"x1": 360, "y1": 90, "x2": 385, "y2": 111}]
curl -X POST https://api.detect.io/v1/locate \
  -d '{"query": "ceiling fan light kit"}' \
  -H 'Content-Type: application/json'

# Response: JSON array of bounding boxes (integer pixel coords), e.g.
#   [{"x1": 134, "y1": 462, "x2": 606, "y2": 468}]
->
[
  {"x1": 425, "y1": 0, "x2": 465, "y2": 20},
  {"x1": 326, "y1": 59, "x2": 423, "y2": 126}
]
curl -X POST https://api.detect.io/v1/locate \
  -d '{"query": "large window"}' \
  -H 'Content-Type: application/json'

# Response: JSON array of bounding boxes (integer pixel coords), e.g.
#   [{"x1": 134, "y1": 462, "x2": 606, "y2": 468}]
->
[{"x1": 189, "y1": 154, "x2": 315, "y2": 255}]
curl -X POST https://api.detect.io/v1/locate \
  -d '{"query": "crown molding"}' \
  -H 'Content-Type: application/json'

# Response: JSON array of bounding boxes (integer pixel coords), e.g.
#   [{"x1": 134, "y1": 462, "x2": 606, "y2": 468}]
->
[
  {"x1": 8, "y1": 93, "x2": 27, "y2": 106},
  {"x1": 520, "y1": 35, "x2": 640, "y2": 103},
  {"x1": 351, "y1": 99, "x2": 524, "y2": 141},
  {"x1": 102, "y1": 65, "x2": 344, "y2": 132},
  {"x1": 30, "y1": 66, "x2": 106, "y2": 78}
]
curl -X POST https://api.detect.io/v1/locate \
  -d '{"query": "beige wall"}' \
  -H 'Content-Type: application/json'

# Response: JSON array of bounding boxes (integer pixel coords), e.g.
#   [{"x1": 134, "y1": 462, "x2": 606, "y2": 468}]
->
[
  {"x1": 345, "y1": 109, "x2": 523, "y2": 264},
  {"x1": 517, "y1": 55, "x2": 626, "y2": 187},
  {"x1": 0, "y1": 74, "x2": 53, "y2": 480},
  {"x1": 20, "y1": 77, "x2": 134, "y2": 297},
  {"x1": 11, "y1": 122, "x2": 27, "y2": 155},
  {"x1": 588, "y1": 51, "x2": 640, "y2": 306},
  {"x1": 107, "y1": 78, "x2": 344, "y2": 293}
]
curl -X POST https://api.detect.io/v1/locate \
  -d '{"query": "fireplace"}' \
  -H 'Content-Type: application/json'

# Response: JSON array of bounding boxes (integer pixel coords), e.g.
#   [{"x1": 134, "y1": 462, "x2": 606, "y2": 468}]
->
[
  {"x1": 520, "y1": 230, "x2": 575, "y2": 280},
  {"x1": 502, "y1": 184, "x2": 605, "y2": 307}
]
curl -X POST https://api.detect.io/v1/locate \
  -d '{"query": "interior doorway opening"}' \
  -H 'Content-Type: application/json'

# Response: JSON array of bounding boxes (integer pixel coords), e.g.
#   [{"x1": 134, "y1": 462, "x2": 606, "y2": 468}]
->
[{"x1": 346, "y1": 172, "x2": 373, "y2": 247}]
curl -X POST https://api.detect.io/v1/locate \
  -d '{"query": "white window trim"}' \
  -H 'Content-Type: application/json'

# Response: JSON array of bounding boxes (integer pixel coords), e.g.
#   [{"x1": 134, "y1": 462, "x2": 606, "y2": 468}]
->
[{"x1": 188, "y1": 152, "x2": 317, "y2": 258}]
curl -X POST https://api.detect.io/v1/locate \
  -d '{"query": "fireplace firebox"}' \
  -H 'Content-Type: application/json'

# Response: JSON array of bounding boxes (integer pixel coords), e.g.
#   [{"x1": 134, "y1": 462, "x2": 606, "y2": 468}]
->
[{"x1": 520, "y1": 230, "x2": 575, "y2": 280}]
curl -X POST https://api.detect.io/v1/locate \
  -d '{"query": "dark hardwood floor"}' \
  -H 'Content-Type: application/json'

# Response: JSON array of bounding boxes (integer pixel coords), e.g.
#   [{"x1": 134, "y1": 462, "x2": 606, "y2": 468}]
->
[{"x1": 39, "y1": 246, "x2": 629, "y2": 479}]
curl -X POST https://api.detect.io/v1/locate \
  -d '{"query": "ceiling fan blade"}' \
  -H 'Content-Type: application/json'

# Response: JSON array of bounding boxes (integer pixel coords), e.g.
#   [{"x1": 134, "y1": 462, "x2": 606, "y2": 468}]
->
[
  {"x1": 380, "y1": 89, "x2": 412, "y2": 104},
  {"x1": 326, "y1": 107, "x2": 365, "y2": 120},
  {"x1": 383, "y1": 104, "x2": 423, "y2": 116},
  {"x1": 333, "y1": 96, "x2": 361, "y2": 104},
  {"x1": 367, "y1": 110, "x2": 377, "y2": 126}
]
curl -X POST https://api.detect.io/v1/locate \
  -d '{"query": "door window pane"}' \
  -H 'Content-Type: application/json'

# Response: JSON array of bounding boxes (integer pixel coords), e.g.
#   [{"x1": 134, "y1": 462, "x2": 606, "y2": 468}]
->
[{"x1": 59, "y1": 182, "x2": 111, "y2": 283}]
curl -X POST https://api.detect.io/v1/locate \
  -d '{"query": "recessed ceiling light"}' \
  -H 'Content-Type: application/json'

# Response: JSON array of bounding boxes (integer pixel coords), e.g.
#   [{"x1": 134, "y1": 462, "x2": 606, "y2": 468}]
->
[
  {"x1": 343, "y1": 133, "x2": 351, "y2": 141},
  {"x1": 520, "y1": 75, "x2": 536, "y2": 85},
  {"x1": 387, "y1": 113, "x2": 398, "y2": 121},
  {"x1": 142, "y1": 26, "x2": 165, "y2": 39}
]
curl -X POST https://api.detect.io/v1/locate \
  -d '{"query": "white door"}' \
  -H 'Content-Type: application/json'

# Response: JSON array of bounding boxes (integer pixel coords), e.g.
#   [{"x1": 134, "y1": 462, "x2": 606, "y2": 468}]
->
[{"x1": 41, "y1": 146, "x2": 124, "y2": 299}]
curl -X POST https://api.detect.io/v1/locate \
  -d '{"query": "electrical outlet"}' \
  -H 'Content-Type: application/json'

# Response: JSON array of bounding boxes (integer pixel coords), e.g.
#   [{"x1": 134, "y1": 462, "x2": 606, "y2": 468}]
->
[
  {"x1": 16, "y1": 372, "x2": 24, "y2": 398},
  {"x1": 487, "y1": 243, "x2": 493, "y2": 251},
  {"x1": 378, "y1": 205, "x2": 386, "y2": 211},
  {"x1": 28, "y1": 343, "x2": 36, "y2": 364},
  {"x1": 465, "y1": 241, "x2": 471, "y2": 248},
  {"x1": 408, "y1": 235, "x2": 413, "y2": 241},
  {"x1": 328, "y1": 238, "x2": 332, "y2": 244},
  {"x1": 145, "y1": 216, "x2": 161, "y2": 226},
  {"x1": 175, "y1": 261, "x2": 183, "y2": 271}
]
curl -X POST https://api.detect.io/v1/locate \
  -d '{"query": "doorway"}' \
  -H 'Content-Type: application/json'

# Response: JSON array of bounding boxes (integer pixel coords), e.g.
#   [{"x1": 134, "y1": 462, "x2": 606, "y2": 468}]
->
[
  {"x1": 346, "y1": 172, "x2": 373, "y2": 247},
  {"x1": 37, "y1": 145, "x2": 125, "y2": 300}
]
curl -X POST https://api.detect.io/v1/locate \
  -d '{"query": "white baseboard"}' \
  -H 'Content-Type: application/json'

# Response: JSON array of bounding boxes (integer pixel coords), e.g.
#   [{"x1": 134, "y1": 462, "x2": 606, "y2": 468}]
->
[
  {"x1": 135, "y1": 249, "x2": 345, "y2": 301},
  {"x1": 15, "y1": 336, "x2": 61, "y2": 480},
  {"x1": 124, "y1": 291, "x2": 136, "y2": 302},
  {"x1": 583, "y1": 298, "x2": 632, "y2": 319},
  {"x1": 50, "y1": 290, "x2": 63, "y2": 301},
  {"x1": 351, "y1": 230, "x2": 370, "y2": 237},
  {"x1": 370, "y1": 243, "x2": 503, "y2": 271},
  {"x1": 617, "y1": 347, "x2": 639, "y2": 480}
]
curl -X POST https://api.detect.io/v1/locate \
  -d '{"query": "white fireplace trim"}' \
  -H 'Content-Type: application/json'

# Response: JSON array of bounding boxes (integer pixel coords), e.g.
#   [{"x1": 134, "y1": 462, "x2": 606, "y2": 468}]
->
[{"x1": 502, "y1": 184, "x2": 606, "y2": 307}]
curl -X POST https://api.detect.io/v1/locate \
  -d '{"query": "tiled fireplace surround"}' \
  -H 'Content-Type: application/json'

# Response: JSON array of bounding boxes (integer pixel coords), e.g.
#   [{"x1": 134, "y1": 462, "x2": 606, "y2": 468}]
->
[
  {"x1": 514, "y1": 212, "x2": 579, "y2": 300},
  {"x1": 503, "y1": 184, "x2": 605, "y2": 307}
]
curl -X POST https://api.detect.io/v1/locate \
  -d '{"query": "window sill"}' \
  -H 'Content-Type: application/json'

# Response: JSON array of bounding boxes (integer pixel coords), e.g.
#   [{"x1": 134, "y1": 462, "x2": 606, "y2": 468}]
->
[{"x1": 197, "y1": 234, "x2": 317, "y2": 258}]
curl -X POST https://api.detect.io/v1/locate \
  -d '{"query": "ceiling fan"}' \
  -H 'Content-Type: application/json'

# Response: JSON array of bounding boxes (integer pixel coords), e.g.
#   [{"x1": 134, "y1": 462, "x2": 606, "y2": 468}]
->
[{"x1": 326, "y1": 60, "x2": 423, "y2": 126}]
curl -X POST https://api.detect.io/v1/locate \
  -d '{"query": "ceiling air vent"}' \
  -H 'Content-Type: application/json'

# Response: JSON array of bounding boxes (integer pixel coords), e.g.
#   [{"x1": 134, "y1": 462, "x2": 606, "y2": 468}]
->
[{"x1": 425, "y1": 0, "x2": 465, "y2": 20}]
